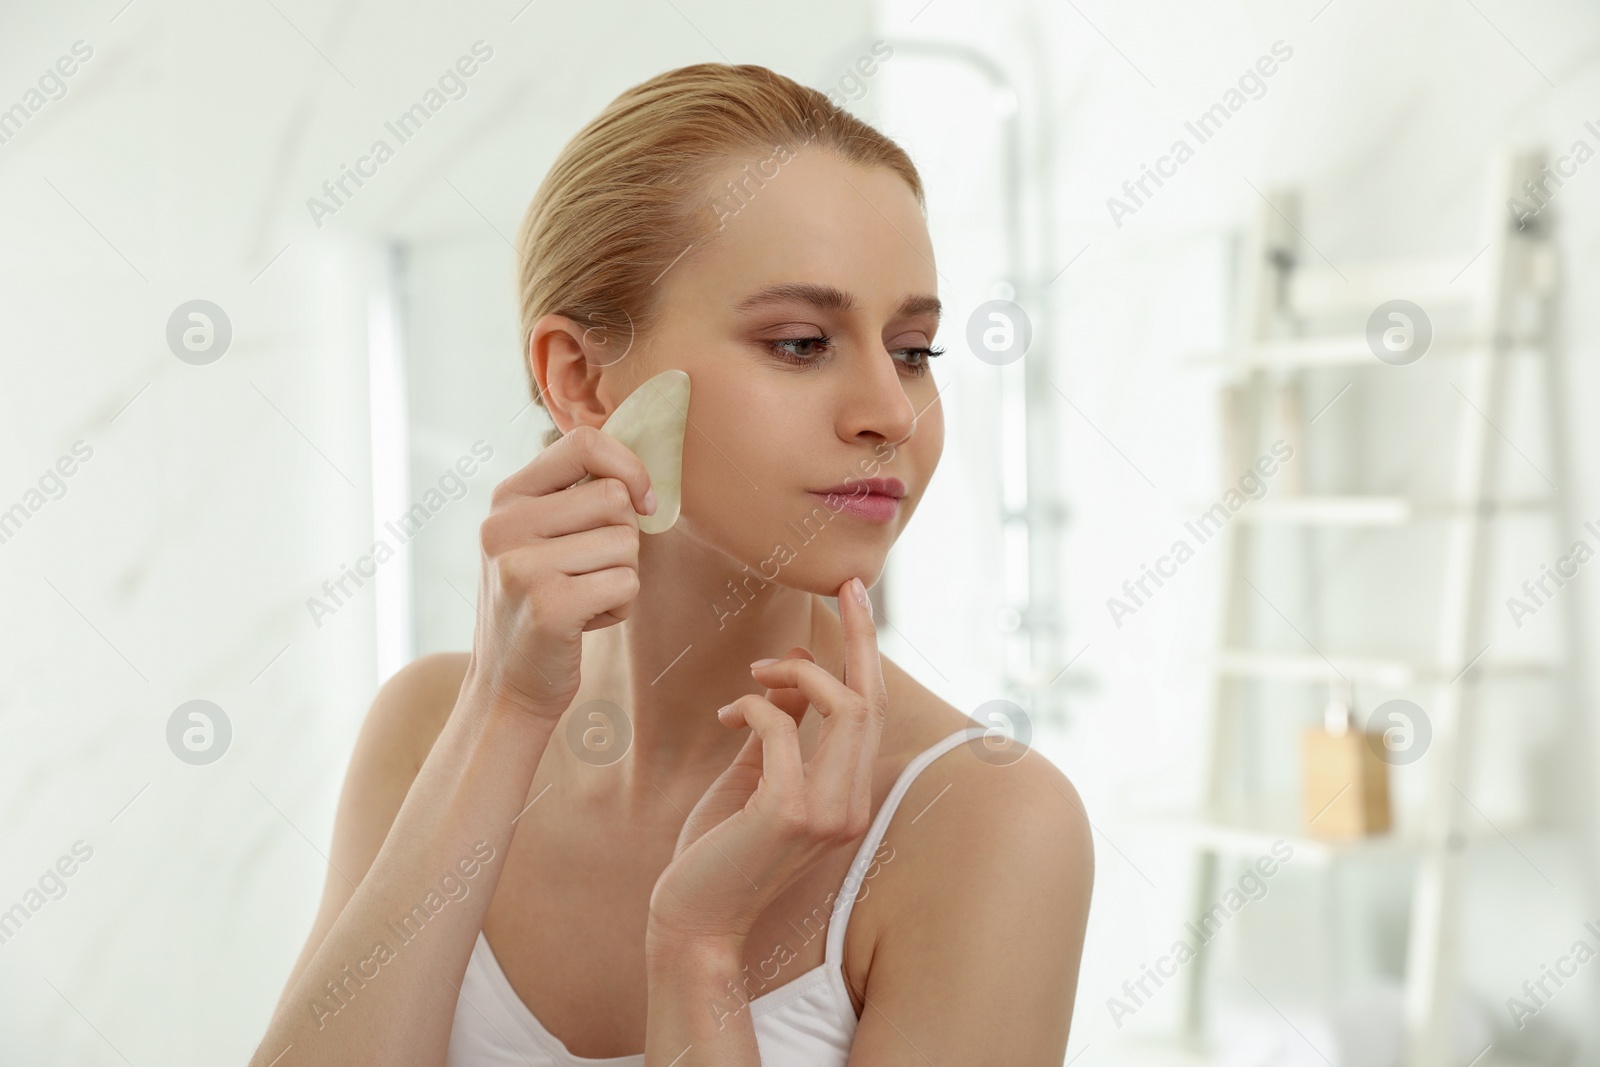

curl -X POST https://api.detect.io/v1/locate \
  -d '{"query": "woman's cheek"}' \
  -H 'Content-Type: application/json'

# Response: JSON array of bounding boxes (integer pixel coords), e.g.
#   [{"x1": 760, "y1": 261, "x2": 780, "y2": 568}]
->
[{"x1": 676, "y1": 433, "x2": 776, "y2": 554}]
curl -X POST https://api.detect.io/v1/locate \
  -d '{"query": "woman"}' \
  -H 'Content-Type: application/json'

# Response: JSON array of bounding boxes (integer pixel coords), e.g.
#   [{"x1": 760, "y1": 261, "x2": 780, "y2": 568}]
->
[{"x1": 253, "y1": 62, "x2": 1092, "y2": 1066}]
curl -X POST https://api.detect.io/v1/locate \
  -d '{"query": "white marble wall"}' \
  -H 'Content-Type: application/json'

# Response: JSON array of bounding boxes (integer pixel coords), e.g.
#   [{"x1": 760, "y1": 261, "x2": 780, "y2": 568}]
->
[{"x1": 0, "y1": 1, "x2": 875, "y2": 1064}]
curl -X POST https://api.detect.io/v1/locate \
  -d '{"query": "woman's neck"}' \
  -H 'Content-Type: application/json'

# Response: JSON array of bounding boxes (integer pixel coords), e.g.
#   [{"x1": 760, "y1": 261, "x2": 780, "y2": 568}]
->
[{"x1": 569, "y1": 526, "x2": 842, "y2": 803}]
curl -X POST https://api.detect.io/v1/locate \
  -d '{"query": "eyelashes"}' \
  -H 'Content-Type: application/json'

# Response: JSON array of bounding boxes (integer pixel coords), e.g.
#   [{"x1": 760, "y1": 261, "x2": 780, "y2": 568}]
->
[
  {"x1": 767, "y1": 335, "x2": 835, "y2": 363},
  {"x1": 765, "y1": 335, "x2": 946, "y2": 376}
]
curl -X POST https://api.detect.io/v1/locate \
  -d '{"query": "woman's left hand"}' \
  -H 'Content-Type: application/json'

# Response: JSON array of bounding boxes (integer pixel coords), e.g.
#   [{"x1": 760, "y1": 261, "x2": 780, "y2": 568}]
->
[{"x1": 645, "y1": 575, "x2": 887, "y2": 955}]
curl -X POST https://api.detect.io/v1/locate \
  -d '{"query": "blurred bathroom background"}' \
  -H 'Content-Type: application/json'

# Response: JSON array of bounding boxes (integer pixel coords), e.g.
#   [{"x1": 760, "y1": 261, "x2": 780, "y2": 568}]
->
[{"x1": 2, "y1": 0, "x2": 1599, "y2": 1063}]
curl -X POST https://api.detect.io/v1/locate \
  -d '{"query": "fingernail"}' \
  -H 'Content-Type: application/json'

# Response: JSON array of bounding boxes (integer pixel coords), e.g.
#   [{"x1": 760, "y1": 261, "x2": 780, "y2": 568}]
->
[
  {"x1": 750, "y1": 657, "x2": 779, "y2": 668},
  {"x1": 716, "y1": 703, "x2": 734, "y2": 719},
  {"x1": 853, "y1": 577, "x2": 870, "y2": 606},
  {"x1": 643, "y1": 487, "x2": 658, "y2": 514}
]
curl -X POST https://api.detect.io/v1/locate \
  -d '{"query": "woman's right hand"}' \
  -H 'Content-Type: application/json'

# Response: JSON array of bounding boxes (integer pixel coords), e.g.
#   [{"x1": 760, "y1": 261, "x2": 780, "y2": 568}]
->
[
  {"x1": 465, "y1": 423, "x2": 656, "y2": 722},
  {"x1": 253, "y1": 424, "x2": 652, "y2": 1065}
]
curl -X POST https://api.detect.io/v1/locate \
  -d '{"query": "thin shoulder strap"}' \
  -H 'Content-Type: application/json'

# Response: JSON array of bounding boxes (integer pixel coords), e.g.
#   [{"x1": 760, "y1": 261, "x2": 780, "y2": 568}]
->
[{"x1": 824, "y1": 726, "x2": 986, "y2": 965}]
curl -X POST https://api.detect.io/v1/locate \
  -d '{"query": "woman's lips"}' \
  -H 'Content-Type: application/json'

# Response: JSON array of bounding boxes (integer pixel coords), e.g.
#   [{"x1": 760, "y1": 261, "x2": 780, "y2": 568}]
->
[{"x1": 807, "y1": 477, "x2": 905, "y2": 524}]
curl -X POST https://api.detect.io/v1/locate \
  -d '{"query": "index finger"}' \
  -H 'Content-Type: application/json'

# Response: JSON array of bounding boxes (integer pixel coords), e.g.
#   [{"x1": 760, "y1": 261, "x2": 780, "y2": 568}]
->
[
  {"x1": 493, "y1": 423, "x2": 655, "y2": 516},
  {"x1": 838, "y1": 577, "x2": 887, "y2": 714}
]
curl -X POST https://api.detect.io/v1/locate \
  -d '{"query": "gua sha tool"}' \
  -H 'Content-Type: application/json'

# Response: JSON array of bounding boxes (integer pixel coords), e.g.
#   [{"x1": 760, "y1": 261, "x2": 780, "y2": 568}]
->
[{"x1": 583, "y1": 368, "x2": 690, "y2": 534}]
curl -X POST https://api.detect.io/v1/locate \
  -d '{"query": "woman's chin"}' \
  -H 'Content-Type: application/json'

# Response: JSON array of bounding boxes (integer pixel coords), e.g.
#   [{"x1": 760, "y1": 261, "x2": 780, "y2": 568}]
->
[{"x1": 783, "y1": 559, "x2": 887, "y2": 598}]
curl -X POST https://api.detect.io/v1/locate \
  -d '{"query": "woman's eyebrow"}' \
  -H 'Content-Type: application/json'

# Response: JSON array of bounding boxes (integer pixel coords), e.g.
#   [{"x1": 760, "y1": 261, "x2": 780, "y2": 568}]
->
[
  {"x1": 732, "y1": 282, "x2": 941, "y2": 321},
  {"x1": 896, "y1": 294, "x2": 942, "y2": 321},
  {"x1": 734, "y1": 282, "x2": 856, "y2": 314}
]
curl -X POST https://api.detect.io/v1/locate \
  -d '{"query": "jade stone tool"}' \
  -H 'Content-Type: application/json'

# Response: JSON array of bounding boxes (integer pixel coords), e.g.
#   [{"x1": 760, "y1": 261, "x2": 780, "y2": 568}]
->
[{"x1": 584, "y1": 368, "x2": 690, "y2": 535}]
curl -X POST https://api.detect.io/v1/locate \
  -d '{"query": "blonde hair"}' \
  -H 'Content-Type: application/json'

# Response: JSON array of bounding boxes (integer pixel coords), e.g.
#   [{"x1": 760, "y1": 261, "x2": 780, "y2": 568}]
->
[{"x1": 514, "y1": 62, "x2": 924, "y2": 446}]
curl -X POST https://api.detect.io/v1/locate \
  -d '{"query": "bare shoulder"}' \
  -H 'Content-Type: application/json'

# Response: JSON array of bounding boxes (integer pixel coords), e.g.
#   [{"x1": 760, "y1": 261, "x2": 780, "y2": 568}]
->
[
  {"x1": 322, "y1": 648, "x2": 471, "y2": 884},
  {"x1": 358, "y1": 651, "x2": 473, "y2": 781},
  {"x1": 271, "y1": 650, "x2": 473, "y2": 1010},
  {"x1": 846, "y1": 660, "x2": 1095, "y2": 1027},
  {"x1": 877, "y1": 654, "x2": 980, "y2": 755},
  {"x1": 876, "y1": 672, "x2": 1094, "y2": 895},
  {"x1": 877, "y1": 655, "x2": 1092, "y2": 864},
  {"x1": 336, "y1": 649, "x2": 470, "y2": 869},
  {"x1": 893, "y1": 739, "x2": 1095, "y2": 879},
  {"x1": 849, "y1": 750, "x2": 1096, "y2": 1054}
]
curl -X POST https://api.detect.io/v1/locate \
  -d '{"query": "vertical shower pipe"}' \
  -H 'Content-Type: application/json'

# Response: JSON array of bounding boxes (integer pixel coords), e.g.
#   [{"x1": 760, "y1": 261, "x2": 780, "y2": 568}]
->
[
  {"x1": 824, "y1": 38, "x2": 1066, "y2": 726},
  {"x1": 369, "y1": 240, "x2": 414, "y2": 684}
]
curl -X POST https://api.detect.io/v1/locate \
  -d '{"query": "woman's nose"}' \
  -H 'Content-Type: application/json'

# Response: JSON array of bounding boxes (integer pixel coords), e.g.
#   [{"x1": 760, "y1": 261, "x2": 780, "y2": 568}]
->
[{"x1": 840, "y1": 345, "x2": 919, "y2": 445}]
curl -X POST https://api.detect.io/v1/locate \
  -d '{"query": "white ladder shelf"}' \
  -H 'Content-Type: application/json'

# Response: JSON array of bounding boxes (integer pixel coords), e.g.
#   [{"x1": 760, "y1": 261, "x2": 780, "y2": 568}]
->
[{"x1": 1174, "y1": 150, "x2": 1592, "y2": 1067}]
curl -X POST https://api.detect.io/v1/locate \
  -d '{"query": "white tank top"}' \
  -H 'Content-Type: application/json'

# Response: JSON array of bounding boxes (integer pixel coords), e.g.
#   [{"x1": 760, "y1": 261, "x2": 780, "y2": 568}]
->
[{"x1": 444, "y1": 725, "x2": 984, "y2": 1066}]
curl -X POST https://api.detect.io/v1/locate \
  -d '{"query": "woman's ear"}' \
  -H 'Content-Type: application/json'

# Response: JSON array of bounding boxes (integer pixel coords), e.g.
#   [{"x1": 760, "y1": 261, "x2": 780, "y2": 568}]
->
[{"x1": 529, "y1": 313, "x2": 609, "y2": 433}]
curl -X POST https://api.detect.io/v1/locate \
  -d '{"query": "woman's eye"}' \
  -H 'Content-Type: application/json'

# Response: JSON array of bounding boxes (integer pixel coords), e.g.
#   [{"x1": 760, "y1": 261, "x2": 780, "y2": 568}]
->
[
  {"x1": 894, "y1": 345, "x2": 946, "y2": 374},
  {"x1": 765, "y1": 336, "x2": 945, "y2": 374},
  {"x1": 768, "y1": 335, "x2": 833, "y2": 362}
]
